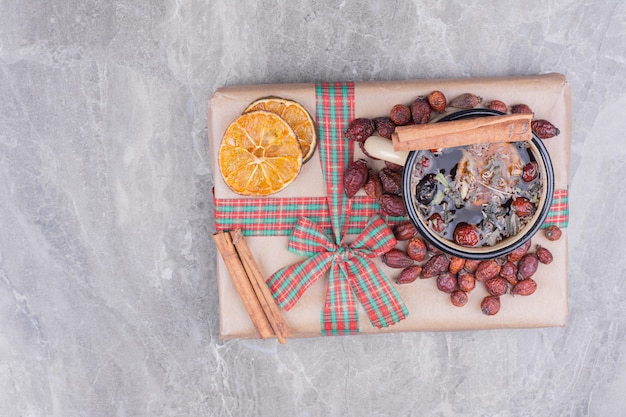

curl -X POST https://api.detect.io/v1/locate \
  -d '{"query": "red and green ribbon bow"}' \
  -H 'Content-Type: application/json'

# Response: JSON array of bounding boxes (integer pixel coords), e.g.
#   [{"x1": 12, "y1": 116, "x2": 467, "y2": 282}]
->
[
  {"x1": 267, "y1": 82, "x2": 408, "y2": 335},
  {"x1": 268, "y1": 215, "x2": 407, "y2": 334}
]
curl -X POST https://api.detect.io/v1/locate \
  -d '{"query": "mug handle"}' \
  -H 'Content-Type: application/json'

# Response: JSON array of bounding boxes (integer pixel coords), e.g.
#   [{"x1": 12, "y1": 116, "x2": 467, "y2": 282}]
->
[{"x1": 363, "y1": 136, "x2": 410, "y2": 166}]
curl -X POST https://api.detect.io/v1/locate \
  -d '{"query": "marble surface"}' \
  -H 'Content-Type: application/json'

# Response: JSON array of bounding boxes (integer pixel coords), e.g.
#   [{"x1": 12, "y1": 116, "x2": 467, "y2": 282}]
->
[{"x1": 1, "y1": 1, "x2": 625, "y2": 416}]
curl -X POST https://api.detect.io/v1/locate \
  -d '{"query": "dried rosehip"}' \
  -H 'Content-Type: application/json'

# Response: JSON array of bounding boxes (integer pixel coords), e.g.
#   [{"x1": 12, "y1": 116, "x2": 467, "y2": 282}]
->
[
  {"x1": 364, "y1": 170, "x2": 383, "y2": 199},
  {"x1": 373, "y1": 117, "x2": 396, "y2": 139},
  {"x1": 510, "y1": 104, "x2": 533, "y2": 115},
  {"x1": 544, "y1": 225, "x2": 562, "y2": 241},
  {"x1": 511, "y1": 197, "x2": 535, "y2": 218},
  {"x1": 382, "y1": 248, "x2": 414, "y2": 269},
  {"x1": 406, "y1": 237, "x2": 428, "y2": 262},
  {"x1": 384, "y1": 161, "x2": 404, "y2": 173},
  {"x1": 508, "y1": 239, "x2": 532, "y2": 262},
  {"x1": 427, "y1": 212, "x2": 446, "y2": 233},
  {"x1": 522, "y1": 161, "x2": 539, "y2": 182},
  {"x1": 449, "y1": 93, "x2": 482, "y2": 109},
  {"x1": 396, "y1": 265, "x2": 422, "y2": 284},
  {"x1": 463, "y1": 259, "x2": 481, "y2": 273},
  {"x1": 415, "y1": 173, "x2": 438, "y2": 205},
  {"x1": 426, "y1": 241, "x2": 442, "y2": 255},
  {"x1": 517, "y1": 253, "x2": 539, "y2": 280},
  {"x1": 453, "y1": 222, "x2": 480, "y2": 247},
  {"x1": 427, "y1": 90, "x2": 447, "y2": 112},
  {"x1": 457, "y1": 271, "x2": 476, "y2": 293},
  {"x1": 536, "y1": 245, "x2": 553, "y2": 264},
  {"x1": 393, "y1": 221, "x2": 418, "y2": 241},
  {"x1": 344, "y1": 159, "x2": 369, "y2": 198},
  {"x1": 494, "y1": 256, "x2": 508, "y2": 266},
  {"x1": 485, "y1": 277, "x2": 509, "y2": 297},
  {"x1": 486, "y1": 100, "x2": 507, "y2": 113},
  {"x1": 449, "y1": 256, "x2": 466, "y2": 274},
  {"x1": 512, "y1": 278, "x2": 537, "y2": 296},
  {"x1": 437, "y1": 272, "x2": 458, "y2": 293},
  {"x1": 450, "y1": 290, "x2": 469, "y2": 307},
  {"x1": 379, "y1": 168, "x2": 403, "y2": 195},
  {"x1": 481, "y1": 295, "x2": 501, "y2": 315},
  {"x1": 422, "y1": 254, "x2": 450, "y2": 279},
  {"x1": 499, "y1": 261, "x2": 518, "y2": 286},
  {"x1": 390, "y1": 104, "x2": 412, "y2": 126},
  {"x1": 475, "y1": 259, "x2": 501, "y2": 282},
  {"x1": 345, "y1": 118, "x2": 375, "y2": 142},
  {"x1": 532, "y1": 119, "x2": 560, "y2": 139},
  {"x1": 410, "y1": 97, "x2": 431, "y2": 124},
  {"x1": 380, "y1": 193, "x2": 407, "y2": 217}
]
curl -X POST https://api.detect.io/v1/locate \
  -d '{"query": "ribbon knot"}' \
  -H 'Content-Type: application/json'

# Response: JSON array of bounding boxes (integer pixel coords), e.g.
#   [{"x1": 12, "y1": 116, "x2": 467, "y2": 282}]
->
[
  {"x1": 268, "y1": 215, "x2": 408, "y2": 335},
  {"x1": 335, "y1": 246, "x2": 351, "y2": 263}
]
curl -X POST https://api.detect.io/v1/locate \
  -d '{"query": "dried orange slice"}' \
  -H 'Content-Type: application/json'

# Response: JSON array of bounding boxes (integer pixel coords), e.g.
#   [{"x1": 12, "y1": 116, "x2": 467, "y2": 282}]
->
[
  {"x1": 219, "y1": 110, "x2": 303, "y2": 196},
  {"x1": 244, "y1": 97, "x2": 317, "y2": 162}
]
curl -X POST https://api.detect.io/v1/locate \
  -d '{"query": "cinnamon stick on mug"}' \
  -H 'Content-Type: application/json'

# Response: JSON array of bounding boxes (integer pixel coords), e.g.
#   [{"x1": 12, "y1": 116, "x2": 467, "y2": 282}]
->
[{"x1": 391, "y1": 113, "x2": 533, "y2": 151}]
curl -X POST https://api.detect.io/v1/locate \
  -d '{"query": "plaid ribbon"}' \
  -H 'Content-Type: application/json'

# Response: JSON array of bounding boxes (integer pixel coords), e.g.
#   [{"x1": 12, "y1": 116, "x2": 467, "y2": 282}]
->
[
  {"x1": 543, "y1": 189, "x2": 569, "y2": 228},
  {"x1": 267, "y1": 82, "x2": 408, "y2": 335},
  {"x1": 214, "y1": 196, "x2": 406, "y2": 236},
  {"x1": 215, "y1": 190, "x2": 570, "y2": 234}
]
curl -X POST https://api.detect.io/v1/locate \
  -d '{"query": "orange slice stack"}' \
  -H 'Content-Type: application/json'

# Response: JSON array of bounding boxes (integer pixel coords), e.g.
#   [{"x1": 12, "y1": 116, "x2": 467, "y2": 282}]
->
[
  {"x1": 218, "y1": 110, "x2": 304, "y2": 196},
  {"x1": 244, "y1": 97, "x2": 317, "y2": 163}
]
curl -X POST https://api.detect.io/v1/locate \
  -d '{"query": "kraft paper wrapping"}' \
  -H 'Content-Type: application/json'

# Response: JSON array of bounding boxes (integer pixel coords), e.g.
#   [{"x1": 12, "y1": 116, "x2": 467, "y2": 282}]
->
[{"x1": 209, "y1": 73, "x2": 571, "y2": 339}]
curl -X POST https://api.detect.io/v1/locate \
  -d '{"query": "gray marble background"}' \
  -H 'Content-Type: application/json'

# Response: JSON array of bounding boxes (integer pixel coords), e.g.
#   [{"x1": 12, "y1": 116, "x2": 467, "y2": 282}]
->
[{"x1": 1, "y1": 1, "x2": 624, "y2": 416}]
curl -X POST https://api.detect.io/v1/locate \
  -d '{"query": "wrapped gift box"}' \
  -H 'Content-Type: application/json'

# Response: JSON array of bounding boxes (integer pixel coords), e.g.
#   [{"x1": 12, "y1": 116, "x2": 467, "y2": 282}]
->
[{"x1": 209, "y1": 73, "x2": 571, "y2": 339}]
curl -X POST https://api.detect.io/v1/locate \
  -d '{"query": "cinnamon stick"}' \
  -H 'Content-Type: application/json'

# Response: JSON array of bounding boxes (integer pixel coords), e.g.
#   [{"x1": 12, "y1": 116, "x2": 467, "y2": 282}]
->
[
  {"x1": 212, "y1": 231, "x2": 274, "y2": 340},
  {"x1": 392, "y1": 113, "x2": 533, "y2": 151},
  {"x1": 230, "y1": 229, "x2": 291, "y2": 344}
]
